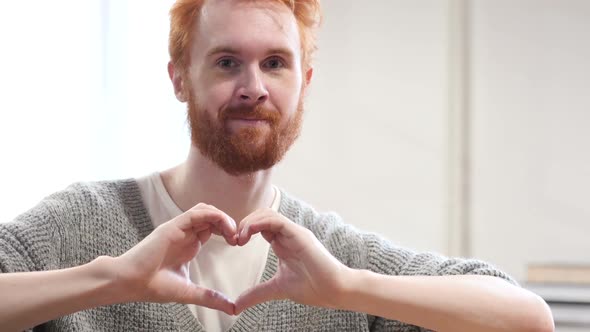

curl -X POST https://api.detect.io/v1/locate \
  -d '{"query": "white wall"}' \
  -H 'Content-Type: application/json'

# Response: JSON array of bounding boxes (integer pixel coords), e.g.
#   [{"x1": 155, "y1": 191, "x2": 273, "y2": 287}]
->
[
  {"x1": 274, "y1": 0, "x2": 450, "y2": 253},
  {"x1": 0, "y1": 0, "x2": 451, "y2": 256},
  {"x1": 469, "y1": 0, "x2": 590, "y2": 281},
  {"x1": 0, "y1": 0, "x2": 187, "y2": 221},
  {"x1": 1, "y1": 0, "x2": 588, "y2": 283},
  {"x1": 98, "y1": 0, "x2": 189, "y2": 179},
  {"x1": 0, "y1": 0, "x2": 103, "y2": 221}
]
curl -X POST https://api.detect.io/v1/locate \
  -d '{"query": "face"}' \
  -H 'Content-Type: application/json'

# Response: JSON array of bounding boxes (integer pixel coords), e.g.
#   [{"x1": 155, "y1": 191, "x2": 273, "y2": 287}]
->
[{"x1": 171, "y1": 0, "x2": 312, "y2": 176}]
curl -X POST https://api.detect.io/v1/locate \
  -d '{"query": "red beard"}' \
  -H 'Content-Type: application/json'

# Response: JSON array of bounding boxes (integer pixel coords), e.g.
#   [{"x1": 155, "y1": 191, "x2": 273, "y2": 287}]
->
[{"x1": 187, "y1": 91, "x2": 304, "y2": 176}]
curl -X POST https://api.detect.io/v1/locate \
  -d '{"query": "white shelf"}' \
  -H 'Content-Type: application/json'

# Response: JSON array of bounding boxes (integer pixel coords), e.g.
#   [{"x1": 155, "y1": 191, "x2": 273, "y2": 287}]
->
[
  {"x1": 525, "y1": 284, "x2": 590, "y2": 303},
  {"x1": 550, "y1": 303, "x2": 590, "y2": 326}
]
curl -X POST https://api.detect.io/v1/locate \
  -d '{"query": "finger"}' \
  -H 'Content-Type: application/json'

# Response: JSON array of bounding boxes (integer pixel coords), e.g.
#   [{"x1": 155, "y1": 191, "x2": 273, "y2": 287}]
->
[
  {"x1": 177, "y1": 206, "x2": 232, "y2": 233},
  {"x1": 237, "y1": 208, "x2": 280, "y2": 233},
  {"x1": 196, "y1": 228, "x2": 211, "y2": 244},
  {"x1": 177, "y1": 205, "x2": 237, "y2": 245},
  {"x1": 260, "y1": 230, "x2": 275, "y2": 243},
  {"x1": 185, "y1": 285, "x2": 236, "y2": 316},
  {"x1": 235, "y1": 209, "x2": 263, "y2": 240},
  {"x1": 238, "y1": 213, "x2": 296, "y2": 246},
  {"x1": 195, "y1": 223, "x2": 237, "y2": 247},
  {"x1": 203, "y1": 227, "x2": 238, "y2": 247},
  {"x1": 237, "y1": 209, "x2": 278, "y2": 245},
  {"x1": 234, "y1": 278, "x2": 282, "y2": 314}
]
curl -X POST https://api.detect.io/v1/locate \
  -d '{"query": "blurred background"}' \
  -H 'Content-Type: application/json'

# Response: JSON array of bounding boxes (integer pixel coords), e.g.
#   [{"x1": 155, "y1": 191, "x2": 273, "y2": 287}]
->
[{"x1": 0, "y1": 1, "x2": 589, "y2": 328}]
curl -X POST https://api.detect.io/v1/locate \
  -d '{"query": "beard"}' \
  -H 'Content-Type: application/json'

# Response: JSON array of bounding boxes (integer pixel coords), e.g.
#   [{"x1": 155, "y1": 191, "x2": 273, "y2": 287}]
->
[{"x1": 187, "y1": 91, "x2": 304, "y2": 176}]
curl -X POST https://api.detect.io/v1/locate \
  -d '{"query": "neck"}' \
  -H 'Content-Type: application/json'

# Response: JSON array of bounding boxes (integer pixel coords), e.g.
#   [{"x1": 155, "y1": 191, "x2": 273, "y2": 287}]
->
[{"x1": 160, "y1": 146, "x2": 276, "y2": 224}]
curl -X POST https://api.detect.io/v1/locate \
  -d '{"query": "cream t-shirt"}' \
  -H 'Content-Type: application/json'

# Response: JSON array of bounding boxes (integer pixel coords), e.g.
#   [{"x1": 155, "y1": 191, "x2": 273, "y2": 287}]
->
[{"x1": 136, "y1": 172, "x2": 279, "y2": 331}]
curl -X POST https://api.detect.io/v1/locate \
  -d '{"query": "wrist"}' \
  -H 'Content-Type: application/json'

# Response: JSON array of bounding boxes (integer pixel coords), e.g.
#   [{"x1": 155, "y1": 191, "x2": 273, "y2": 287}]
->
[
  {"x1": 331, "y1": 267, "x2": 372, "y2": 311},
  {"x1": 87, "y1": 255, "x2": 135, "y2": 305}
]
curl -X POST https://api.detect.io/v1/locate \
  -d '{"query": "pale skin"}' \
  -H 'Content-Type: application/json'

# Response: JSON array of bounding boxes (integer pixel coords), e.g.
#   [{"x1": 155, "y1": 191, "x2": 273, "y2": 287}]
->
[{"x1": 0, "y1": 0, "x2": 554, "y2": 331}]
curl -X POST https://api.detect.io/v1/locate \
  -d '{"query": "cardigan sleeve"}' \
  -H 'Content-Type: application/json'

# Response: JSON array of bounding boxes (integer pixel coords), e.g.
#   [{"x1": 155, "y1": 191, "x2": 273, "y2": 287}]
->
[
  {"x1": 0, "y1": 197, "x2": 65, "y2": 274},
  {"x1": 360, "y1": 231, "x2": 516, "y2": 283},
  {"x1": 310, "y1": 213, "x2": 517, "y2": 332},
  {"x1": 359, "y1": 231, "x2": 517, "y2": 332}
]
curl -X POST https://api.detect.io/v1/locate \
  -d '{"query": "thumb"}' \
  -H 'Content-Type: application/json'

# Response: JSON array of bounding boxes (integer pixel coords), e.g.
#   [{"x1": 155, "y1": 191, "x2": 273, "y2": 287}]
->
[
  {"x1": 183, "y1": 284, "x2": 236, "y2": 316},
  {"x1": 235, "y1": 278, "x2": 282, "y2": 314}
]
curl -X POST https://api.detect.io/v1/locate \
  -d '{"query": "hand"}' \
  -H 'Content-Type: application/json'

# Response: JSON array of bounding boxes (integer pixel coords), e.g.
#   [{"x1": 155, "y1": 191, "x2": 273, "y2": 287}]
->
[
  {"x1": 234, "y1": 208, "x2": 350, "y2": 314},
  {"x1": 114, "y1": 203, "x2": 238, "y2": 315}
]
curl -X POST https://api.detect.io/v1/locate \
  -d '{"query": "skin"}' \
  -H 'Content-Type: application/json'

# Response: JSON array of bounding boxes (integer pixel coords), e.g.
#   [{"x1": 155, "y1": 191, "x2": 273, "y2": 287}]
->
[
  {"x1": 163, "y1": 0, "x2": 312, "y2": 226},
  {"x1": 0, "y1": 1, "x2": 555, "y2": 331}
]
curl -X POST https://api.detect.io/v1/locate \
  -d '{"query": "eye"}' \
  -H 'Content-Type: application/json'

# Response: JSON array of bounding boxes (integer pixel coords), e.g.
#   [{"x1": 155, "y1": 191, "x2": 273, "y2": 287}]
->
[
  {"x1": 263, "y1": 57, "x2": 285, "y2": 70},
  {"x1": 217, "y1": 58, "x2": 239, "y2": 69}
]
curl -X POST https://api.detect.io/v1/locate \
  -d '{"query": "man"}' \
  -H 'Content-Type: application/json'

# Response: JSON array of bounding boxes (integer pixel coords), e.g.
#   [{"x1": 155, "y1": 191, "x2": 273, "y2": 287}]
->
[{"x1": 0, "y1": 0, "x2": 554, "y2": 331}]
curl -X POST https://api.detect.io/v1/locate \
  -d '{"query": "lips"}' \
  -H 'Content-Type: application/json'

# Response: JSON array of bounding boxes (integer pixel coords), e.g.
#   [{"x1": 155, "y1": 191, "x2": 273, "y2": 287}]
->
[
  {"x1": 221, "y1": 107, "x2": 280, "y2": 126},
  {"x1": 227, "y1": 116, "x2": 269, "y2": 122}
]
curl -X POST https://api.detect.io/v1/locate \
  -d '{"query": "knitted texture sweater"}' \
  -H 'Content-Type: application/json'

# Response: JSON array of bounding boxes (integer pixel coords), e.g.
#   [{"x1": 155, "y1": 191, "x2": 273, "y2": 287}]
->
[{"x1": 0, "y1": 179, "x2": 515, "y2": 331}]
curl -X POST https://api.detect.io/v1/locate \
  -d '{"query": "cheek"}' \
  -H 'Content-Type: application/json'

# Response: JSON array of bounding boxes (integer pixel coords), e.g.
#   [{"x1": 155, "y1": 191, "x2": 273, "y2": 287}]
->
[
  {"x1": 276, "y1": 91, "x2": 299, "y2": 117},
  {"x1": 196, "y1": 80, "x2": 236, "y2": 112},
  {"x1": 269, "y1": 77, "x2": 302, "y2": 116}
]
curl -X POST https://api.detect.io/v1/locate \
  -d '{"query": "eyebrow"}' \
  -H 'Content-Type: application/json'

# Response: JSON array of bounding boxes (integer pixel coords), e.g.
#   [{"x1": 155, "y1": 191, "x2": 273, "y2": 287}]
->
[
  {"x1": 206, "y1": 46, "x2": 295, "y2": 60},
  {"x1": 206, "y1": 46, "x2": 239, "y2": 57}
]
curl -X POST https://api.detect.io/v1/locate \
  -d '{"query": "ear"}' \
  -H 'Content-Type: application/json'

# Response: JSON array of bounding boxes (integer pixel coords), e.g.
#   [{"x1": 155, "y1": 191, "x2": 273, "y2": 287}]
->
[
  {"x1": 302, "y1": 67, "x2": 314, "y2": 96},
  {"x1": 168, "y1": 61, "x2": 188, "y2": 102},
  {"x1": 305, "y1": 67, "x2": 313, "y2": 86}
]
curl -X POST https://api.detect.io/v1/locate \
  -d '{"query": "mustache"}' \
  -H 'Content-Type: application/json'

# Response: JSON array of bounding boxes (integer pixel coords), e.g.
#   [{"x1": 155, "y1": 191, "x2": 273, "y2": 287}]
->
[{"x1": 221, "y1": 105, "x2": 281, "y2": 123}]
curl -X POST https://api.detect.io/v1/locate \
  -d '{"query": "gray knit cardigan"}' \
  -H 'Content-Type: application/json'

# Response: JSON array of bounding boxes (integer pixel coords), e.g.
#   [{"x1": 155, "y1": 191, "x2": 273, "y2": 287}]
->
[{"x1": 0, "y1": 179, "x2": 515, "y2": 331}]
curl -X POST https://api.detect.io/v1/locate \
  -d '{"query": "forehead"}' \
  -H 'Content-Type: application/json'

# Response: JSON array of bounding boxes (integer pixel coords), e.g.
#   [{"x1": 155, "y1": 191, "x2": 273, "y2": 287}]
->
[{"x1": 193, "y1": 0, "x2": 301, "y2": 58}]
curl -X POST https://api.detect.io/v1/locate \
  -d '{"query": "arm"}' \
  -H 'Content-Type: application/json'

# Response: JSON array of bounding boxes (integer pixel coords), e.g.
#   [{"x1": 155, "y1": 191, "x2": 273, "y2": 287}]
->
[
  {"x1": 342, "y1": 269, "x2": 554, "y2": 332},
  {"x1": 0, "y1": 256, "x2": 122, "y2": 331},
  {"x1": 0, "y1": 203, "x2": 238, "y2": 331},
  {"x1": 234, "y1": 209, "x2": 554, "y2": 332}
]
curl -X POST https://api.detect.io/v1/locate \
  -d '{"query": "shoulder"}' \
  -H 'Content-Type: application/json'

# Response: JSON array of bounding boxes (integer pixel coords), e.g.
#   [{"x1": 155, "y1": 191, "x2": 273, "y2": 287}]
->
[
  {"x1": 46, "y1": 178, "x2": 141, "y2": 207},
  {"x1": 27, "y1": 178, "x2": 135, "y2": 209},
  {"x1": 1, "y1": 178, "x2": 149, "y2": 271},
  {"x1": 277, "y1": 188, "x2": 389, "y2": 269},
  {"x1": 276, "y1": 189, "x2": 516, "y2": 284},
  {"x1": 276, "y1": 188, "x2": 356, "y2": 240},
  {"x1": 45, "y1": 178, "x2": 153, "y2": 244},
  {"x1": 5, "y1": 178, "x2": 141, "y2": 232},
  {"x1": 48, "y1": 178, "x2": 148, "y2": 217}
]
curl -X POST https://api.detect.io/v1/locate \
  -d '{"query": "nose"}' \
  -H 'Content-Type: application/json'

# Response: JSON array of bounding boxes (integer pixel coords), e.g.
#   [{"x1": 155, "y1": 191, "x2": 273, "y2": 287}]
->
[{"x1": 236, "y1": 66, "x2": 269, "y2": 107}]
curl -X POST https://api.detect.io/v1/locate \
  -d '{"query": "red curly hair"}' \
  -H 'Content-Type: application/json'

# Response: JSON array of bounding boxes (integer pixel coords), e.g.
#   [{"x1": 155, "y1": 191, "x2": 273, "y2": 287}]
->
[{"x1": 169, "y1": 0, "x2": 322, "y2": 72}]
